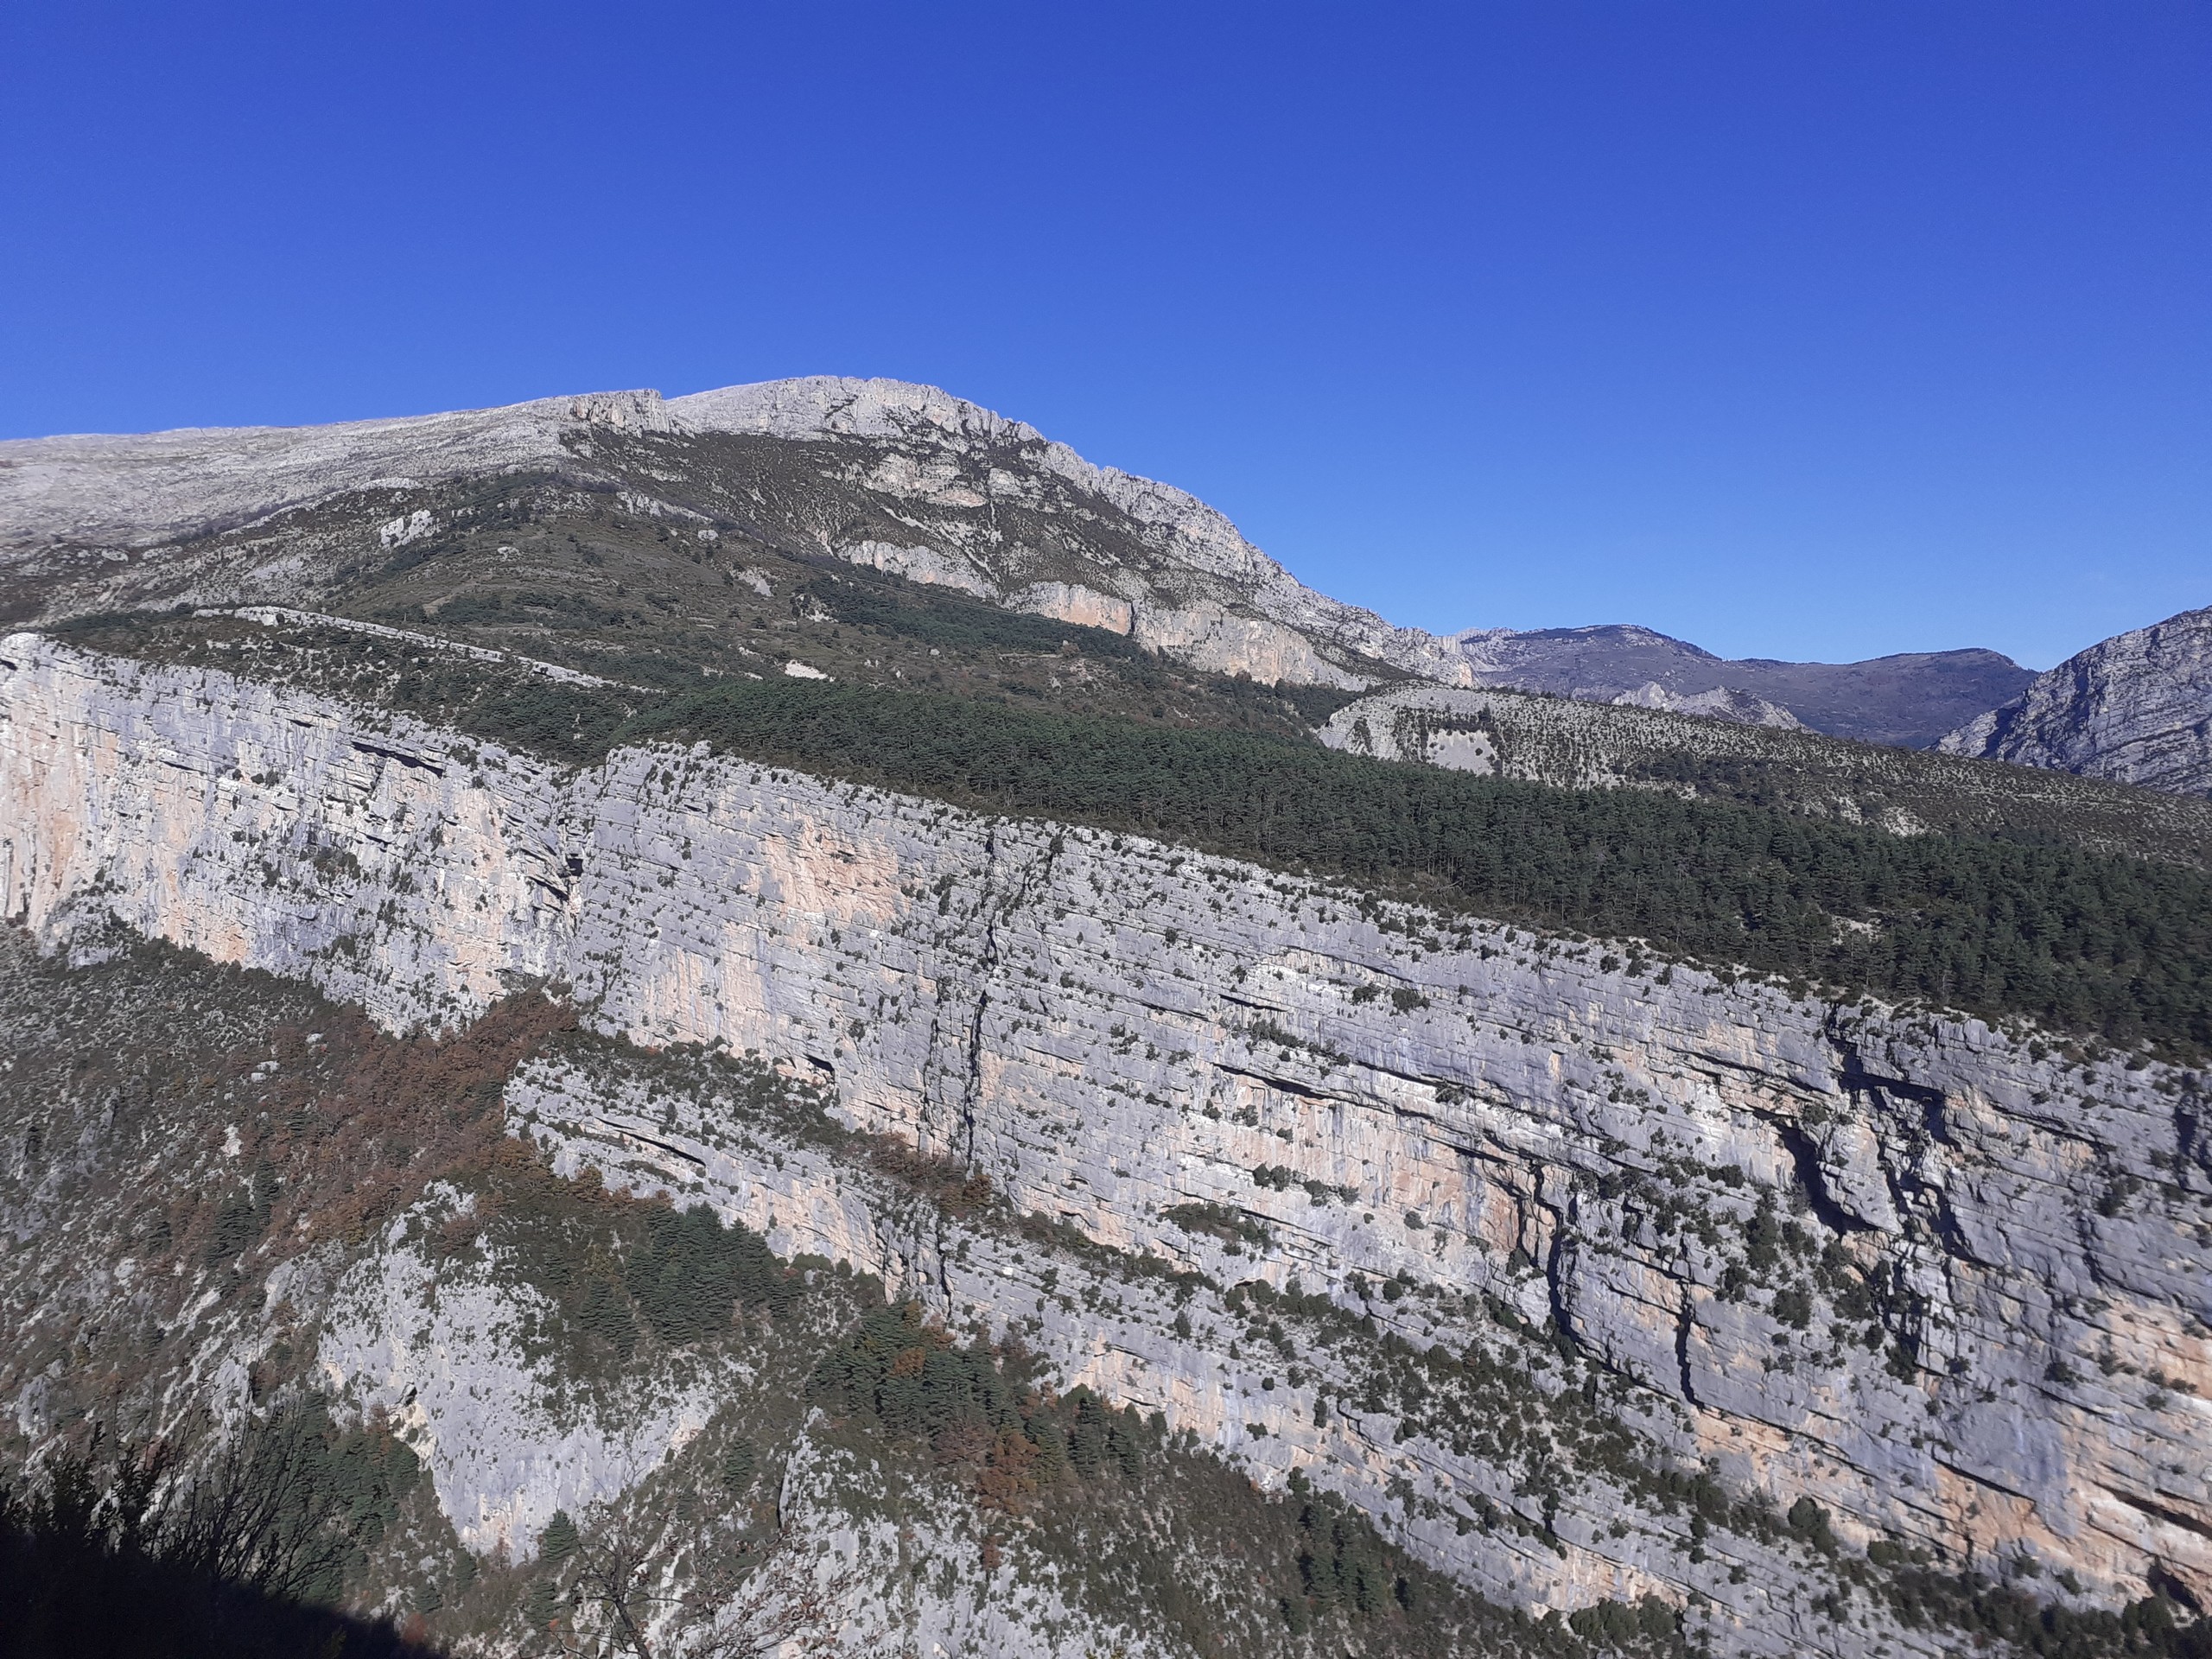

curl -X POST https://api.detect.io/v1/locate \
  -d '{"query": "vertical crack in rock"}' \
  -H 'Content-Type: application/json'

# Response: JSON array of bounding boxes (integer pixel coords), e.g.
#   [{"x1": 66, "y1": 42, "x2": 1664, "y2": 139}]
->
[
  {"x1": 955, "y1": 822, "x2": 1061, "y2": 1174},
  {"x1": 2176, "y1": 1099, "x2": 2208, "y2": 1189},
  {"x1": 1540, "y1": 1194, "x2": 1579, "y2": 1352},
  {"x1": 1767, "y1": 1114, "x2": 1879, "y2": 1238},
  {"x1": 931, "y1": 1197, "x2": 957, "y2": 1311},
  {"x1": 1675, "y1": 1292, "x2": 1702, "y2": 1408},
  {"x1": 957, "y1": 822, "x2": 1006, "y2": 1171}
]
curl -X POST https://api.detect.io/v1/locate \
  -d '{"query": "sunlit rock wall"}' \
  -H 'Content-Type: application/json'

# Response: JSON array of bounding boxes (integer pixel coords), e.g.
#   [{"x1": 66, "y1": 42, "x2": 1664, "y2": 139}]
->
[{"x1": 5, "y1": 631, "x2": 2209, "y2": 1656}]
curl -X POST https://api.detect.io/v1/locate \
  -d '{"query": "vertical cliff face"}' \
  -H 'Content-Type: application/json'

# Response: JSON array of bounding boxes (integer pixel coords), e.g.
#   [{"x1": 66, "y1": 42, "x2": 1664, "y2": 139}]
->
[
  {"x1": 4, "y1": 631, "x2": 2209, "y2": 1656},
  {"x1": 0, "y1": 631, "x2": 579, "y2": 1023},
  {"x1": 1942, "y1": 606, "x2": 2212, "y2": 798}
]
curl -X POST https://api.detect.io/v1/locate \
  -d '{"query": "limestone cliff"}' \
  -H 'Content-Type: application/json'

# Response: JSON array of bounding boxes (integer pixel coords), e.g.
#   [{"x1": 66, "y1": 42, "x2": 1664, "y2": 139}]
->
[
  {"x1": 1941, "y1": 605, "x2": 2212, "y2": 798},
  {"x1": 5, "y1": 629, "x2": 2208, "y2": 1656}
]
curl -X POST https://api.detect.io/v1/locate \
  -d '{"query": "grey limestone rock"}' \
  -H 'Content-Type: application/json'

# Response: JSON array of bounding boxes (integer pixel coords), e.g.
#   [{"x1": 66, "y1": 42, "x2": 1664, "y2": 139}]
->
[
  {"x1": 1941, "y1": 604, "x2": 2212, "y2": 798},
  {"x1": 5, "y1": 632, "x2": 2210, "y2": 1656},
  {"x1": 1608, "y1": 681, "x2": 1804, "y2": 728},
  {"x1": 316, "y1": 1184, "x2": 724, "y2": 1563}
]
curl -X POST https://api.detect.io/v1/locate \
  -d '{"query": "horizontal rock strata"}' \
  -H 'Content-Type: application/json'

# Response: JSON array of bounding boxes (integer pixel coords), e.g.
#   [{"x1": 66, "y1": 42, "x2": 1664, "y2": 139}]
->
[{"x1": 4, "y1": 631, "x2": 2209, "y2": 1656}]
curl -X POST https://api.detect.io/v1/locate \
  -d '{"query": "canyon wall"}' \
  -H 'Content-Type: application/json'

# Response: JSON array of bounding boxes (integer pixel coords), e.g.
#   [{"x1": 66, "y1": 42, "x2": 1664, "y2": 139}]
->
[{"x1": 4, "y1": 630, "x2": 2208, "y2": 1656}]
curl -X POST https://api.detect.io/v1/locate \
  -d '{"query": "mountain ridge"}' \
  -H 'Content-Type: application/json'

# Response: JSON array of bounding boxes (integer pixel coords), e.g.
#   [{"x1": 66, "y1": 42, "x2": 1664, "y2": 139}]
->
[
  {"x1": 1450, "y1": 622, "x2": 2031, "y2": 747},
  {"x1": 1, "y1": 377, "x2": 2029, "y2": 746}
]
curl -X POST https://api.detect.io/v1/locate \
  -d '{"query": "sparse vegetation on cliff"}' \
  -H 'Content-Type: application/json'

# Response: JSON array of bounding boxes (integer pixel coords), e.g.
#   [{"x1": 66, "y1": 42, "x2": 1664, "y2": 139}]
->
[{"x1": 0, "y1": 928, "x2": 1700, "y2": 1659}]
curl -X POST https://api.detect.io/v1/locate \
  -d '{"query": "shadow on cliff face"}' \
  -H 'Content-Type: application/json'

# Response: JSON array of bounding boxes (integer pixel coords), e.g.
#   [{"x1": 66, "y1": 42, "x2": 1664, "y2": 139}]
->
[
  {"x1": 0, "y1": 1503, "x2": 441, "y2": 1659},
  {"x1": 0, "y1": 1421, "x2": 442, "y2": 1659},
  {"x1": 0, "y1": 1522, "x2": 440, "y2": 1659}
]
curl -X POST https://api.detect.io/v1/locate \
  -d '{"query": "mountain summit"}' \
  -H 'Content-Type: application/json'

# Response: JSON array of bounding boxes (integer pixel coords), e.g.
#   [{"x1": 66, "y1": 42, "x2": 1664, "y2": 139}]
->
[
  {"x1": 1, "y1": 378, "x2": 2026, "y2": 745},
  {"x1": 0, "y1": 378, "x2": 1461, "y2": 689}
]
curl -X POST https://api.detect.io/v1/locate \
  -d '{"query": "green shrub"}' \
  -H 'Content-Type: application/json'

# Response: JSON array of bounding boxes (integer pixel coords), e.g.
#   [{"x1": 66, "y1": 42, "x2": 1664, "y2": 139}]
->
[
  {"x1": 625, "y1": 1203, "x2": 796, "y2": 1344},
  {"x1": 806, "y1": 1304, "x2": 1147, "y2": 1507},
  {"x1": 719, "y1": 1438, "x2": 758, "y2": 1494},
  {"x1": 538, "y1": 1510, "x2": 579, "y2": 1562}
]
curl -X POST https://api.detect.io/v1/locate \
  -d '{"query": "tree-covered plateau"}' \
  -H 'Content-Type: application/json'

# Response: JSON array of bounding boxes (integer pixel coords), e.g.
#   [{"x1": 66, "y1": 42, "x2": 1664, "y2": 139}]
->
[{"x1": 615, "y1": 681, "x2": 2212, "y2": 1060}]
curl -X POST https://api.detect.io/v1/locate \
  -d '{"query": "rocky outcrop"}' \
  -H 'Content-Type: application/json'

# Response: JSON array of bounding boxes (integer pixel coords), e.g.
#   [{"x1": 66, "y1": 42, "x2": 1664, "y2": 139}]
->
[
  {"x1": 1310, "y1": 680, "x2": 2212, "y2": 864},
  {"x1": 315, "y1": 1185, "x2": 723, "y2": 1561},
  {"x1": 1941, "y1": 606, "x2": 2212, "y2": 798},
  {"x1": 1609, "y1": 682, "x2": 1802, "y2": 728},
  {"x1": 4, "y1": 631, "x2": 2209, "y2": 1656},
  {"x1": 669, "y1": 377, "x2": 1469, "y2": 688}
]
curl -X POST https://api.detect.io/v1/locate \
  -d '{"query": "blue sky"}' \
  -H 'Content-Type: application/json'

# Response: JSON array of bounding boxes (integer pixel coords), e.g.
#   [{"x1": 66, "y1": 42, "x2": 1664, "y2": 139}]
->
[{"x1": 2, "y1": 3, "x2": 2204, "y2": 669}]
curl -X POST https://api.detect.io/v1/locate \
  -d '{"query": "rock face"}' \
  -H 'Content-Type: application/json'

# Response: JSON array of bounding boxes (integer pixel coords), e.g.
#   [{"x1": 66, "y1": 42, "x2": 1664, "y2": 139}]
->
[
  {"x1": 1, "y1": 379, "x2": 2031, "y2": 743},
  {"x1": 5, "y1": 630, "x2": 2209, "y2": 1656},
  {"x1": 315, "y1": 1188, "x2": 722, "y2": 1560},
  {"x1": 1940, "y1": 605, "x2": 2212, "y2": 798}
]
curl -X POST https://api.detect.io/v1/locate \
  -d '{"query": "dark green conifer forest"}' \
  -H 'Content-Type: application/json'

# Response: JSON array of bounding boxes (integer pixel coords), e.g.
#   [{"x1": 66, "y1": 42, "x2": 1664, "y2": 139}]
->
[{"x1": 621, "y1": 682, "x2": 2212, "y2": 1058}]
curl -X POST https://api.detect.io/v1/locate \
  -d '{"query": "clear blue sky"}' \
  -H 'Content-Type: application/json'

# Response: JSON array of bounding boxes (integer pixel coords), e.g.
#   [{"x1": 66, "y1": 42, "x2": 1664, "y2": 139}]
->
[{"x1": 3, "y1": 3, "x2": 2205, "y2": 669}]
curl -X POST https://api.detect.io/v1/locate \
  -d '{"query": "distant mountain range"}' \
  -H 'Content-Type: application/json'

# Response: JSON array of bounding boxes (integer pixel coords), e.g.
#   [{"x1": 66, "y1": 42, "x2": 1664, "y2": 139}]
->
[
  {"x1": 0, "y1": 375, "x2": 2197, "y2": 780},
  {"x1": 1447, "y1": 623, "x2": 2031, "y2": 748}
]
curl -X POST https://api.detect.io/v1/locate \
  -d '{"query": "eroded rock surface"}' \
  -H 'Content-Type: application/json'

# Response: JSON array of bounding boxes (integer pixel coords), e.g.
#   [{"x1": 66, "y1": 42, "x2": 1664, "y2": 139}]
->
[
  {"x1": 1942, "y1": 605, "x2": 2212, "y2": 798},
  {"x1": 4, "y1": 632, "x2": 2209, "y2": 1656}
]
